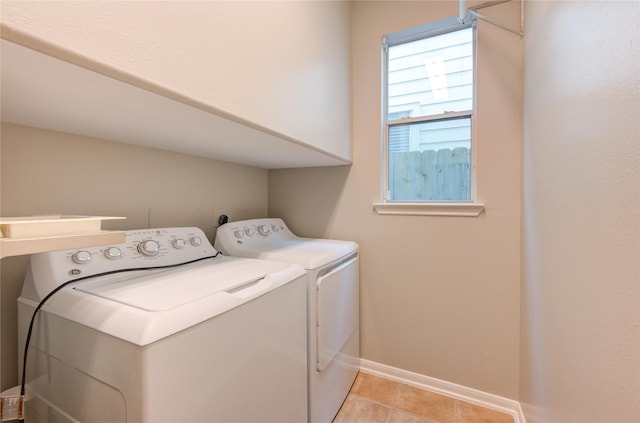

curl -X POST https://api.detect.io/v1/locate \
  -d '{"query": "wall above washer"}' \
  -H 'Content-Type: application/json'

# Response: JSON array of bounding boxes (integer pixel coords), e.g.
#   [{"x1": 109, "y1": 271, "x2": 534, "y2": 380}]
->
[{"x1": 0, "y1": 1, "x2": 352, "y2": 169}]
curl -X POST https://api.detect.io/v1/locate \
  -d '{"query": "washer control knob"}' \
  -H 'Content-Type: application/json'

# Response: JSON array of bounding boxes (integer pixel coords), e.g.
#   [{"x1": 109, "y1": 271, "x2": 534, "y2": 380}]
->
[
  {"x1": 190, "y1": 236, "x2": 203, "y2": 247},
  {"x1": 72, "y1": 250, "x2": 92, "y2": 264},
  {"x1": 104, "y1": 247, "x2": 122, "y2": 260},
  {"x1": 257, "y1": 224, "x2": 270, "y2": 236},
  {"x1": 172, "y1": 238, "x2": 186, "y2": 249},
  {"x1": 245, "y1": 228, "x2": 255, "y2": 237},
  {"x1": 138, "y1": 240, "x2": 160, "y2": 257},
  {"x1": 234, "y1": 230, "x2": 244, "y2": 239},
  {"x1": 271, "y1": 224, "x2": 280, "y2": 232}
]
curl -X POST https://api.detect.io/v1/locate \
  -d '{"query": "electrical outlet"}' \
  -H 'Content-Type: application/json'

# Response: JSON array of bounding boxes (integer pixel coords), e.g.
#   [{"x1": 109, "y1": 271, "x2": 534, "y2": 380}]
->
[
  {"x1": 213, "y1": 209, "x2": 230, "y2": 226},
  {"x1": 1, "y1": 394, "x2": 24, "y2": 421}
]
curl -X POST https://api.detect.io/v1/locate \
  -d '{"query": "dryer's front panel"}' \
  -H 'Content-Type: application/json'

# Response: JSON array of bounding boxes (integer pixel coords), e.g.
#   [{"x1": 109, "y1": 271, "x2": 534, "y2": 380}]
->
[{"x1": 316, "y1": 255, "x2": 359, "y2": 371}]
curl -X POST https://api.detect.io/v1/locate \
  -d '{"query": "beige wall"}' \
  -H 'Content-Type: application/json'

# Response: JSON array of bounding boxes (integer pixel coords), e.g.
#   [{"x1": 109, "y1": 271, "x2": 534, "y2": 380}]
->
[
  {"x1": 1, "y1": 1, "x2": 352, "y2": 159},
  {"x1": 269, "y1": 1, "x2": 523, "y2": 399},
  {"x1": 5, "y1": 2, "x2": 636, "y2": 418},
  {"x1": 0, "y1": 122, "x2": 268, "y2": 390},
  {"x1": 521, "y1": 2, "x2": 640, "y2": 422}
]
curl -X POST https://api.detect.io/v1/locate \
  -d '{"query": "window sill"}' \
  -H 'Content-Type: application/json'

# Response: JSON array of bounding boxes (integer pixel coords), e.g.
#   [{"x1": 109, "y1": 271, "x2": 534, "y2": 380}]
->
[{"x1": 372, "y1": 202, "x2": 485, "y2": 217}]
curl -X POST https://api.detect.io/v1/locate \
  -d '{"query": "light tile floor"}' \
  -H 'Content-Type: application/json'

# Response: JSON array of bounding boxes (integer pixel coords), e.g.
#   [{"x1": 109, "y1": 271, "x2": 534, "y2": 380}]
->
[{"x1": 333, "y1": 372, "x2": 515, "y2": 423}]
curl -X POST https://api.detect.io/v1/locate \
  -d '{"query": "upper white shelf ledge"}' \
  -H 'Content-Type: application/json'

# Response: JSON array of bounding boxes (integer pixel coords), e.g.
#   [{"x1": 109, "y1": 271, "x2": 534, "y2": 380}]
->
[
  {"x1": 0, "y1": 215, "x2": 126, "y2": 258},
  {"x1": 0, "y1": 27, "x2": 350, "y2": 169},
  {"x1": 373, "y1": 202, "x2": 485, "y2": 217}
]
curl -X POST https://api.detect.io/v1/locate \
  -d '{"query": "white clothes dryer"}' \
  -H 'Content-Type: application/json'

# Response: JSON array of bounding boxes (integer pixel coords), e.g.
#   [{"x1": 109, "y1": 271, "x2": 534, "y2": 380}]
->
[
  {"x1": 18, "y1": 227, "x2": 307, "y2": 423},
  {"x1": 215, "y1": 218, "x2": 359, "y2": 423}
]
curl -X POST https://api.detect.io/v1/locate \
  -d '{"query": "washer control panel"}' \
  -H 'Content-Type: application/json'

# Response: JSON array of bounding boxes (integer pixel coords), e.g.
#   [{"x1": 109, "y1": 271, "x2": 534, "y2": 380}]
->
[{"x1": 31, "y1": 227, "x2": 218, "y2": 286}]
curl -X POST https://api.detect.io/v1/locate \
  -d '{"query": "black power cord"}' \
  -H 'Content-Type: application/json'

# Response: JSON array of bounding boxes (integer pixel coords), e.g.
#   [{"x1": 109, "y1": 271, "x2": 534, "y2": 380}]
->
[{"x1": 18, "y1": 252, "x2": 221, "y2": 422}]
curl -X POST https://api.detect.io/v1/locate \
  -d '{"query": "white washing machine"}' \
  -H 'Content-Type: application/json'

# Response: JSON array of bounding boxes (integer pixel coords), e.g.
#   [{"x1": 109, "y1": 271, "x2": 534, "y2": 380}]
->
[
  {"x1": 18, "y1": 227, "x2": 307, "y2": 423},
  {"x1": 215, "y1": 218, "x2": 359, "y2": 423}
]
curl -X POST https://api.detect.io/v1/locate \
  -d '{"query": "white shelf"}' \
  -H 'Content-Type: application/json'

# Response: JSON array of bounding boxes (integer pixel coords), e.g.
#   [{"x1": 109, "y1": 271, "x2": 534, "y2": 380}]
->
[
  {"x1": 0, "y1": 31, "x2": 351, "y2": 169},
  {"x1": 0, "y1": 215, "x2": 126, "y2": 258},
  {"x1": 0, "y1": 231, "x2": 125, "y2": 258}
]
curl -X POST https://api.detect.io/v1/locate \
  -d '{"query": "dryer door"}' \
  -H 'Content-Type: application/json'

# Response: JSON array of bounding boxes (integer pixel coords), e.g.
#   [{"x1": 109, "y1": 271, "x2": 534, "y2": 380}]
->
[{"x1": 316, "y1": 255, "x2": 359, "y2": 371}]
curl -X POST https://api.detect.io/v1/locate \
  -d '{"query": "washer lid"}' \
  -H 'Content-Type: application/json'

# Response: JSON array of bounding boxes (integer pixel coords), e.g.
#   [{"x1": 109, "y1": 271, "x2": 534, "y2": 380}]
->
[
  {"x1": 241, "y1": 238, "x2": 358, "y2": 270},
  {"x1": 75, "y1": 256, "x2": 289, "y2": 311},
  {"x1": 22, "y1": 256, "x2": 306, "y2": 346}
]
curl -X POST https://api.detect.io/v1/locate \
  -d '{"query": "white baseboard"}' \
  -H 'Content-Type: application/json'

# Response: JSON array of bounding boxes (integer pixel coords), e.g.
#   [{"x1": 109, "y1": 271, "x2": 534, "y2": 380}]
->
[{"x1": 359, "y1": 359, "x2": 526, "y2": 423}]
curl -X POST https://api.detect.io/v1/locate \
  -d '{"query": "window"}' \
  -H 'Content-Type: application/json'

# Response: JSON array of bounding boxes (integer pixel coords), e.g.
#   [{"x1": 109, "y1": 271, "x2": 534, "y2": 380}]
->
[{"x1": 382, "y1": 17, "x2": 475, "y2": 203}]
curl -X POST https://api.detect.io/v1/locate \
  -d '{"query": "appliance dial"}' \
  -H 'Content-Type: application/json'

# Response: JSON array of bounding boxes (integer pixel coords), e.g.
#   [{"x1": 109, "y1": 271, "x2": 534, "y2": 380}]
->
[
  {"x1": 257, "y1": 224, "x2": 270, "y2": 236},
  {"x1": 104, "y1": 247, "x2": 122, "y2": 260},
  {"x1": 271, "y1": 224, "x2": 280, "y2": 232},
  {"x1": 234, "y1": 230, "x2": 244, "y2": 239},
  {"x1": 71, "y1": 250, "x2": 92, "y2": 264},
  {"x1": 138, "y1": 240, "x2": 160, "y2": 257},
  {"x1": 190, "y1": 236, "x2": 203, "y2": 247},
  {"x1": 245, "y1": 228, "x2": 255, "y2": 237},
  {"x1": 172, "y1": 238, "x2": 186, "y2": 249}
]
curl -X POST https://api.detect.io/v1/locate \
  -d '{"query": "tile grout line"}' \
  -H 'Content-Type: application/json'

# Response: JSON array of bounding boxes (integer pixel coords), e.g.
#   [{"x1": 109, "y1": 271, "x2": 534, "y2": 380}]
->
[
  {"x1": 386, "y1": 381, "x2": 402, "y2": 423},
  {"x1": 383, "y1": 401, "x2": 392, "y2": 423}
]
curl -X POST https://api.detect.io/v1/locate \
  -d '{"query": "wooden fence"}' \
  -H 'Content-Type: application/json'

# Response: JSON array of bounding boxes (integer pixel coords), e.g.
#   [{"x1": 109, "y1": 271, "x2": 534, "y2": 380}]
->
[{"x1": 388, "y1": 147, "x2": 470, "y2": 201}]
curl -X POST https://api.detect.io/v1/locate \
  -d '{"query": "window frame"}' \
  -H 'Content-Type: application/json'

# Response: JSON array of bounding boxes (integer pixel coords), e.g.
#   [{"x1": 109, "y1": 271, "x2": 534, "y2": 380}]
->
[{"x1": 378, "y1": 16, "x2": 484, "y2": 215}]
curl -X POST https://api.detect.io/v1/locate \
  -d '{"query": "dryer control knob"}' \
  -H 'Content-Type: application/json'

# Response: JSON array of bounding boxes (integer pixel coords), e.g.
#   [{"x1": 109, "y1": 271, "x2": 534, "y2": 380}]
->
[
  {"x1": 190, "y1": 236, "x2": 203, "y2": 247},
  {"x1": 234, "y1": 230, "x2": 244, "y2": 239},
  {"x1": 257, "y1": 224, "x2": 270, "y2": 236},
  {"x1": 138, "y1": 240, "x2": 160, "y2": 257},
  {"x1": 172, "y1": 238, "x2": 186, "y2": 249},
  {"x1": 104, "y1": 247, "x2": 122, "y2": 260},
  {"x1": 271, "y1": 224, "x2": 280, "y2": 232},
  {"x1": 245, "y1": 228, "x2": 255, "y2": 237},
  {"x1": 72, "y1": 250, "x2": 92, "y2": 264}
]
